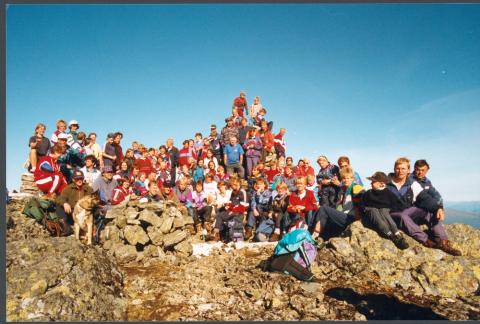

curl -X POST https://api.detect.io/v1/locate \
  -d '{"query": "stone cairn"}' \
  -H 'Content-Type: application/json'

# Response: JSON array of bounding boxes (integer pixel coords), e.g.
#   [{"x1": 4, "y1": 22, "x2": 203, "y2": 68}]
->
[
  {"x1": 99, "y1": 197, "x2": 197, "y2": 264},
  {"x1": 19, "y1": 172, "x2": 41, "y2": 196}
]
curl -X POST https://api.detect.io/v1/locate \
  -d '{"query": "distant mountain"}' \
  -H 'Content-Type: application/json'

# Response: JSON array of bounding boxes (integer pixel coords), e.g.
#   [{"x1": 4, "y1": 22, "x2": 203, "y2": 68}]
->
[
  {"x1": 444, "y1": 201, "x2": 480, "y2": 214},
  {"x1": 444, "y1": 208, "x2": 480, "y2": 229}
]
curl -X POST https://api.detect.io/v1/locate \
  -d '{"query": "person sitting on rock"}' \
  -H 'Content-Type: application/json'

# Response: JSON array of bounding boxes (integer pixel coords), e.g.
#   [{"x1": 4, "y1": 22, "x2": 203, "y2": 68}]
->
[
  {"x1": 245, "y1": 177, "x2": 273, "y2": 240},
  {"x1": 112, "y1": 176, "x2": 133, "y2": 206},
  {"x1": 270, "y1": 181, "x2": 290, "y2": 241},
  {"x1": 272, "y1": 166, "x2": 296, "y2": 193},
  {"x1": 174, "y1": 178, "x2": 194, "y2": 218},
  {"x1": 361, "y1": 171, "x2": 409, "y2": 250},
  {"x1": 190, "y1": 180, "x2": 213, "y2": 235},
  {"x1": 27, "y1": 123, "x2": 51, "y2": 173},
  {"x1": 92, "y1": 165, "x2": 118, "y2": 207},
  {"x1": 337, "y1": 156, "x2": 363, "y2": 186},
  {"x1": 50, "y1": 119, "x2": 67, "y2": 146},
  {"x1": 34, "y1": 144, "x2": 68, "y2": 197},
  {"x1": 141, "y1": 181, "x2": 162, "y2": 203},
  {"x1": 388, "y1": 157, "x2": 461, "y2": 256},
  {"x1": 210, "y1": 177, "x2": 249, "y2": 242},
  {"x1": 285, "y1": 176, "x2": 319, "y2": 233},
  {"x1": 158, "y1": 181, "x2": 180, "y2": 204},
  {"x1": 80, "y1": 155, "x2": 101, "y2": 188},
  {"x1": 312, "y1": 167, "x2": 364, "y2": 240},
  {"x1": 55, "y1": 169, "x2": 92, "y2": 235},
  {"x1": 214, "y1": 165, "x2": 230, "y2": 183}
]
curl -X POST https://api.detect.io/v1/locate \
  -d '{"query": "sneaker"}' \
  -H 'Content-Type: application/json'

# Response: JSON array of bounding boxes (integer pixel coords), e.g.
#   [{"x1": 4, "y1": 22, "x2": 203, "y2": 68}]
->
[
  {"x1": 422, "y1": 239, "x2": 437, "y2": 248},
  {"x1": 391, "y1": 234, "x2": 409, "y2": 250},
  {"x1": 435, "y1": 239, "x2": 462, "y2": 256}
]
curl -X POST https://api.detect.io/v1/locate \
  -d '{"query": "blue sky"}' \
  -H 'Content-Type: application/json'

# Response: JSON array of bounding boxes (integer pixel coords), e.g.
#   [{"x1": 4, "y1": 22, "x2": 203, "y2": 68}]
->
[{"x1": 6, "y1": 4, "x2": 480, "y2": 201}]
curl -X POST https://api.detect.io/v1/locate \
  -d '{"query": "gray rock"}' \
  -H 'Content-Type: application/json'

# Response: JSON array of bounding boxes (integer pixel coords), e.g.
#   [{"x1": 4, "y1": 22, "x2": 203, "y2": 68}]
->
[
  {"x1": 147, "y1": 227, "x2": 164, "y2": 246},
  {"x1": 139, "y1": 201, "x2": 166, "y2": 213},
  {"x1": 127, "y1": 219, "x2": 141, "y2": 225},
  {"x1": 160, "y1": 217, "x2": 174, "y2": 234},
  {"x1": 173, "y1": 217, "x2": 186, "y2": 229},
  {"x1": 114, "y1": 244, "x2": 137, "y2": 263},
  {"x1": 174, "y1": 240, "x2": 193, "y2": 256},
  {"x1": 138, "y1": 210, "x2": 163, "y2": 227},
  {"x1": 105, "y1": 205, "x2": 126, "y2": 219},
  {"x1": 123, "y1": 226, "x2": 150, "y2": 246},
  {"x1": 163, "y1": 230, "x2": 188, "y2": 248}
]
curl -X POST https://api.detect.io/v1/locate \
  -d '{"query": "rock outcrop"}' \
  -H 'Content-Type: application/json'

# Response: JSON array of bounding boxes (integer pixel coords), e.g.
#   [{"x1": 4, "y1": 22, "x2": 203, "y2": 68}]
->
[
  {"x1": 6, "y1": 201, "x2": 126, "y2": 321},
  {"x1": 19, "y1": 172, "x2": 41, "y2": 195}
]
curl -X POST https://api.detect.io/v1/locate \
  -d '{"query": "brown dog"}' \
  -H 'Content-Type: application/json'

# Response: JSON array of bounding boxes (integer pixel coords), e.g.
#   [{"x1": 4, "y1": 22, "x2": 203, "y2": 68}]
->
[{"x1": 72, "y1": 192, "x2": 101, "y2": 245}]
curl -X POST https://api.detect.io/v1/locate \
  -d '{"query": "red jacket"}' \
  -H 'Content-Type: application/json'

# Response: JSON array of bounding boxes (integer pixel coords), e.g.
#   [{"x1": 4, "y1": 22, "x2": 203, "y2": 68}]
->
[
  {"x1": 112, "y1": 186, "x2": 131, "y2": 205},
  {"x1": 178, "y1": 147, "x2": 194, "y2": 167},
  {"x1": 34, "y1": 155, "x2": 61, "y2": 181},
  {"x1": 287, "y1": 190, "x2": 318, "y2": 217},
  {"x1": 261, "y1": 131, "x2": 275, "y2": 150},
  {"x1": 134, "y1": 158, "x2": 154, "y2": 176},
  {"x1": 265, "y1": 168, "x2": 281, "y2": 183}
]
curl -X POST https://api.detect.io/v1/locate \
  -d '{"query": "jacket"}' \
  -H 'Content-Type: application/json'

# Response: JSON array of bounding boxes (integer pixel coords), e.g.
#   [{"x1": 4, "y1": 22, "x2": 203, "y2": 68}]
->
[{"x1": 56, "y1": 182, "x2": 93, "y2": 208}]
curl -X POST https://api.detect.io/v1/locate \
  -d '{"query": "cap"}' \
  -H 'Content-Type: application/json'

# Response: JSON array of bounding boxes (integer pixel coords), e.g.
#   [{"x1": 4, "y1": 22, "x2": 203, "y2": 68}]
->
[
  {"x1": 225, "y1": 117, "x2": 233, "y2": 123},
  {"x1": 73, "y1": 170, "x2": 85, "y2": 180},
  {"x1": 107, "y1": 133, "x2": 115, "y2": 139},
  {"x1": 102, "y1": 165, "x2": 114, "y2": 173},
  {"x1": 68, "y1": 120, "x2": 79, "y2": 127},
  {"x1": 367, "y1": 171, "x2": 389, "y2": 184},
  {"x1": 210, "y1": 124, "x2": 217, "y2": 129},
  {"x1": 57, "y1": 133, "x2": 68, "y2": 140}
]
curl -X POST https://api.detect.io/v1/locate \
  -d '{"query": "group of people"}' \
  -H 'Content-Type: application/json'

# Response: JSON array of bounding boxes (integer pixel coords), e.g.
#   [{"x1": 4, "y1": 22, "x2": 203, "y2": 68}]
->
[{"x1": 26, "y1": 91, "x2": 461, "y2": 256}]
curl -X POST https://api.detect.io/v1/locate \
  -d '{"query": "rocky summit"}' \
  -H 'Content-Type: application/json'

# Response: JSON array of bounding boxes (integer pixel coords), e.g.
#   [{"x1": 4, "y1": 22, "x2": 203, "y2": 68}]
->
[{"x1": 6, "y1": 197, "x2": 480, "y2": 321}]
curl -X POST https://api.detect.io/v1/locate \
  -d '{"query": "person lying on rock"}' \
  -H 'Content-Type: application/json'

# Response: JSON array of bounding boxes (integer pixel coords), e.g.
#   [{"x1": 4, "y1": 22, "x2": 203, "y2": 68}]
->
[
  {"x1": 361, "y1": 171, "x2": 409, "y2": 250},
  {"x1": 388, "y1": 157, "x2": 461, "y2": 256},
  {"x1": 311, "y1": 167, "x2": 364, "y2": 240}
]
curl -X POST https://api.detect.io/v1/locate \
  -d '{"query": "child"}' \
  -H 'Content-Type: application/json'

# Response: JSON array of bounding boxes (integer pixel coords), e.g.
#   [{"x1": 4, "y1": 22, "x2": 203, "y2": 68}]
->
[
  {"x1": 215, "y1": 165, "x2": 230, "y2": 183},
  {"x1": 193, "y1": 133, "x2": 204, "y2": 153},
  {"x1": 270, "y1": 181, "x2": 290, "y2": 241},
  {"x1": 191, "y1": 181, "x2": 213, "y2": 234},
  {"x1": 306, "y1": 174, "x2": 320, "y2": 204},
  {"x1": 245, "y1": 177, "x2": 273, "y2": 240},
  {"x1": 362, "y1": 171, "x2": 409, "y2": 250},
  {"x1": 193, "y1": 159, "x2": 205, "y2": 183},
  {"x1": 316, "y1": 155, "x2": 340, "y2": 208},
  {"x1": 112, "y1": 177, "x2": 133, "y2": 205},
  {"x1": 133, "y1": 172, "x2": 148, "y2": 197}
]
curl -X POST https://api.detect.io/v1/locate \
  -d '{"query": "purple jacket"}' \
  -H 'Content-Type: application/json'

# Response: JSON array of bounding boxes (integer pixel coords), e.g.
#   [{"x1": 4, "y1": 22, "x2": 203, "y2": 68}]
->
[{"x1": 243, "y1": 136, "x2": 263, "y2": 158}]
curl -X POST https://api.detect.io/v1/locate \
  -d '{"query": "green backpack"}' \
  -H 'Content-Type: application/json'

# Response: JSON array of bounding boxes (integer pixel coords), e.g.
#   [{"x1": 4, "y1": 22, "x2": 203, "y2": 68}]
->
[{"x1": 22, "y1": 197, "x2": 66, "y2": 236}]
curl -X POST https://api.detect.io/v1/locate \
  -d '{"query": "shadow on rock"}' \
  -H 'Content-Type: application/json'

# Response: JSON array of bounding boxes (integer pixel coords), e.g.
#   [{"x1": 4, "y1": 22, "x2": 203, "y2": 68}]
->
[{"x1": 325, "y1": 287, "x2": 447, "y2": 320}]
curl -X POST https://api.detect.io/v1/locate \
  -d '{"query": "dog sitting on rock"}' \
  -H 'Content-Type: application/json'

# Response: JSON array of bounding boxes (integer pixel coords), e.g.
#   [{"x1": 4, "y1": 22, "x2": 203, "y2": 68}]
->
[{"x1": 72, "y1": 191, "x2": 101, "y2": 245}]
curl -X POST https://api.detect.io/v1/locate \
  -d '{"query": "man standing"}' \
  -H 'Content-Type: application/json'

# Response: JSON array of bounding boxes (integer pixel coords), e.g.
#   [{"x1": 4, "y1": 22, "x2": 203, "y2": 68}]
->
[
  {"x1": 166, "y1": 138, "x2": 180, "y2": 186},
  {"x1": 113, "y1": 132, "x2": 124, "y2": 171},
  {"x1": 207, "y1": 124, "x2": 222, "y2": 166},
  {"x1": 224, "y1": 136, "x2": 245, "y2": 179},
  {"x1": 220, "y1": 117, "x2": 240, "y2": 150}
]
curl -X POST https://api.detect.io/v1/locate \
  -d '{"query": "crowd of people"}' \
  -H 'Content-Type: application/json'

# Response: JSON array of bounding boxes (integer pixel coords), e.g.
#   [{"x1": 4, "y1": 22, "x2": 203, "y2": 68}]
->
[{"x1": 26, "y1": 91, "x2": 461, "y2": 256}]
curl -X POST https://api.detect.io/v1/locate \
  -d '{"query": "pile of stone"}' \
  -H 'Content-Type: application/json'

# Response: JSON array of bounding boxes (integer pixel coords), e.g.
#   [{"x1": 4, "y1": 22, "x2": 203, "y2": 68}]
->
[
  {"x1": 19, "y1": 172, "x2": 40, "y2": 196},
  {"x1": 99, "y1": 198, "x2": 198, "y2": 264}
]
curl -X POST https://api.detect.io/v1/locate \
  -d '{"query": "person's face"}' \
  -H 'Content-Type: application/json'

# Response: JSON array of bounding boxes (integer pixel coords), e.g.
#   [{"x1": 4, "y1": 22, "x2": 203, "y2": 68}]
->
[
  {"x1": 307, "y1": 178, "x2": 315, "y2": 185},
  {"x1": 261, "y1": 123, "x2": 268, "y2": 131},
  {"x1": 58, "y1": 139, "x2": 67, "y2": 148},
  {"x1": 139, "y1": 174, "x2": 146, "y2": 182},
  {"x1": 285, "y1": 168, "x2": 292, "y2": 176},
  {"x1": 195, "y1": 135, "x2": 202, "y2": 141},
  {"x1": 231, "y1": 183, "x2": 240, "y2": 191},
  {"x1": 114, "y1": 135, "x2": 121, "y2": 144},
  {"x1": 254, "y1": 97, "x2": 259, "y2": 104},
  {"x1": 122, "y1": 181, "x2": 130, "y2": 189},
  {"x1": 257, "y1": 181, "x2": 266, "y2": 191},
  {"x1": 318, "y1": 159, "x2": 328, "y2": 169},
  {"x1": 296, "y1": 181, "x2": 306, "y2": 192},
  {"x1": 107, "y1": 137, "x2": 114, "y2": 144},
  {"x1": 342, "y1": 176, "x2": 354, "y2": 187},
  {"x1": 371, "y1": 181, "x2": 384, "y2": 190},
  {"x1": 183, "y1": 142, "x2": 189, "y2": 148},
  {"x1": 132, "y1": 143, "x2": 138, "y2": 150},
  {"x1": 208, "y1": 162, "x2": 215, "y2": 169},
  {"x1": 179, "y1": 182, "x2": 187, "y2": 190},
  {"x1": 74, "y1": 178, "x2": 84, "y2": 187},
  {"x1": 195, "y1": 184, "x2": 203, "y2": 192},
  {"x1": 121, "y1": 162, "x2": 128, "y2": 170},
  {"x1": 394, "y1": 163, "x2": 410, "y2": 180},
  {"x1": 189, "y1": 140, "x2": 194, "y2": 147},
  {"x1": 166, "y1": 139, "x2": 173, "y2": 147},
  {"x1": 36, "y1": 126, "x2": 46, "y2": 136},
  {"x1": 298, "y1": 161, "x2": 305, "y2": 167},
  {"x1": 232, "y1": 109, "x2": 238, "y2": 117},
  {"x1": 414, "y1": 165, "x2": 429, "y2": 180},
  {"x1": 58, "y1": 123, "x2": 66, "y2": 132},
  {"x1": 126, "y1": 150, "x2": 133, "y2": 158},
  {"x1": 229, "y1": 137, "x2": 237, "y2": 145},
  {"x1": 339, "y1": 161, "x2": 349, "y2": 169},
  {"x1": 241, "y1": 119, "x2": 247, "y2": 126},
  {"x1": 104, "y1": 172, "x2": 114, "y2": 180},
  {"x1": 278, "y1": 187, "x2": 287, "y2": 195},
  {"x1": 163, "y1": 187, "x2": 171, "y2": 195},
  {"x1": 227, "y1": 120, "x2": 233, "y2": 127},
  {"x1": 286, "y1": 159, "x2": 293, "y2": 165},
  {"x1": 150, "y1": 185, "x2": 159, "y2": 195},
  {"x1": 217, "y1": 167, "x2": 224, "y2": 174},
  {"x1": 280, "y1": 128, "x2": 286, "y2": 135},
  {"x1": 198, "y1": 160, "x2": 204, "y2": 168},
  {"x1": 218, "y1": 185, "x2": 226, "y2": 193},
  {"x1": 148, "y1": 173, "x2": 156, "y2": 181},
  {"x1": 85, "y1": 159, "x2": 93, "y2": 168},
  {"x1": 70, "y1": 125, "x2": 79, "y2": 131},
  {"x1": 133, "y1": 168, "x2": 139, "y2": 176},
  {"x1": 159, "y1": 161, "x2": 166, "y2": 170},
  {"x1": 207, "y1": 150, "x2": 213, "y2": 158},
  {"x1": 159, "y1": 147, "x2": 166, "y2": 154}
]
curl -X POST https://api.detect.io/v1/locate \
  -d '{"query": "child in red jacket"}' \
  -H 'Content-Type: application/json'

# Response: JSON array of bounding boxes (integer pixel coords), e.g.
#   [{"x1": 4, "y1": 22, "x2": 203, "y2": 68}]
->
[{"x1": 286, "y1": 176, "x2": 319, "y2": 232}]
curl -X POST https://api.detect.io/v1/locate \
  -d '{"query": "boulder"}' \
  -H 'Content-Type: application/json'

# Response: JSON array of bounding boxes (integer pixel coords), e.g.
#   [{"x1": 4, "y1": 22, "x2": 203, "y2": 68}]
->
[
  {"x1": 123, "y1": 226, "x2": 150, "y2": 246},
  {"x1": 147, "y1": 226, "x2": 164, "y2": 246},
  {"x1": 163, "y1": 230, "x2": 188, "y2": 248},
  {"x1": 114, "y1": 244, "x2": 138, "y2": 263},
  {"x1": 174, "y1": 240, "x2": 193, "y2": 256},
  {"x1": 139, "y1": 201, "x2": 166, "y2": 214},
  {"x1": 105, "y1": 205, "x2": 126, "y2": 220},
  {"x1": 124, "y1": 207, "x2": 139, "y2": 220},
  {"x1": 160, "y1": 217, "x2": 174, "y2": 234},
  {"x1": 138, "y1": 209, "x2": 163, "y2": 227},
  {"x1": 173, "y1": 217, "x2": 186, "y2": 229}
]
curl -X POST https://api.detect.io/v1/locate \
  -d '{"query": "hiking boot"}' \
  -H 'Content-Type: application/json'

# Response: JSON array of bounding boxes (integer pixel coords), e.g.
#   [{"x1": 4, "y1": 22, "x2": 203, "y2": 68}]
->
[
  {"x1": 269, "y1": 232, "x2": 280, "y2": 242},
  {"x1": 422, "y1": 239, "x2": 437, "y2": 248},
  {"x1": 244, "y1": 227, "x2": 253, "y2": 240},
  {"x1": 435, "y1": 239, "x2": 462, "y2": 256},
  {"x1": 391, "y1": 234, "x2": 409, "y2": 250}
]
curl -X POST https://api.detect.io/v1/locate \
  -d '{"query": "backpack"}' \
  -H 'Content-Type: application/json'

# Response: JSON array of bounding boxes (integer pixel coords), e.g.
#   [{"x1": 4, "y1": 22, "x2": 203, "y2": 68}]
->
[
  {"x1": 260, "y1": 228, "x2": 318, "y2": 281},
  {"x1": 226, "y1": 215, "x2": 245, "y2": 242},
  {"x1": 23, "y1": 197, "x2": 69, "y2": 237}
]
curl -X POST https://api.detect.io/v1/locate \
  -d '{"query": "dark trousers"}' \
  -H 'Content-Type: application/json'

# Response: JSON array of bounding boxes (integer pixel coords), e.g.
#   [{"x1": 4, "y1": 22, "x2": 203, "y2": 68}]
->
[
  {"x1": 315, "y1": 206, "x2": 355, "y2": 239},
  {"x1": 390, "y1": 207, "x2": 447, "y2": 243},
  {"x1": 191, "y1": 206, "x2": 213, "y2": 225},
  {"x1": 319, "y1": 186, "x2": 338, "y2": 208},
  {"x1": 362, "y1": 207, "x2": 399, "y2": 238},
  {"x1": 284, "y1": 211, "x2": 316, "y2": 233},
  {"x1": 215, "y1": 210, "x2": 242, "y2": 231}
]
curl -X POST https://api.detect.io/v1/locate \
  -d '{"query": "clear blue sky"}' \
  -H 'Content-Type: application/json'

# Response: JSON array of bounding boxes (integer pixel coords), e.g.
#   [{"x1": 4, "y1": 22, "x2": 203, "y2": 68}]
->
[{"x1": 7, "y1": 4, "x2": 480, "y2": 201}]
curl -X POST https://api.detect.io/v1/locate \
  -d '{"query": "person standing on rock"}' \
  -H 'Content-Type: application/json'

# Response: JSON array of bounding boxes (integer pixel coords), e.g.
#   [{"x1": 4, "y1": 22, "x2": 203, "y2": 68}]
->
[
  {"x1": 113, "y1": 132, "x2": 124, "y2": 172},
  {"x1": 28, "y1": 123, "x2": 51, "y2": 173},
  {"x1": 55, "y1": 169, "x2": 93, "y2": 234},
  {"x1": 232, "y1": 90, "x2": 248, "y2": 118},
  {"x1": 224, "y1": 136, "x2": 245, "y2": 179},
  {"x1": 166, "y1": 138, "x2": 180, "y2": 187},
  {"x1": 361, "y1": 171, "x2": 409, "y2": 250},
  {"x1": 388, "y1": 158, "x2": 461, "y2": 256},
  {"x1": 220, "y1": 117, "x2": 240, "y2": 151}
]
